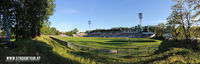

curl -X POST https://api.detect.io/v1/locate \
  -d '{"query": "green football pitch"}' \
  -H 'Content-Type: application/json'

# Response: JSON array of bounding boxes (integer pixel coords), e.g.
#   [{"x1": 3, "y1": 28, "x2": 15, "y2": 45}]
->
[
  {"x1": 53, "y1": 36, "x2": 162, "y2": 62},
  {"x1": 54, "y1": 36, "x2": 162, "y2": 49}
]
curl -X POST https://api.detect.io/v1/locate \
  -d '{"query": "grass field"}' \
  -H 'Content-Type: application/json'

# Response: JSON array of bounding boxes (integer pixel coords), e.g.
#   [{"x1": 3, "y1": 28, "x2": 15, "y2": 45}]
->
[
  {"x1": 53, "y1": 36, "x2": 200, "y2": 64},
  {"x1": 0, "y1": 36, "x2": 200, "y2": 64},
  {"x1": 54, "y1": 36, "x2": 162, "y2": 48},
  {"x1": 52, "y1": 36, "x2": 163, "y2": 63}
]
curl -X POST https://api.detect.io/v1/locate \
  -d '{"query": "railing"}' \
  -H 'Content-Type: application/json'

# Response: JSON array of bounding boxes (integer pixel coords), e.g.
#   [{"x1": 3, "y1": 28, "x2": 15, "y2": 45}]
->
[{"x1": 50, "y1": 37, "x2": 159, "y2": 59}]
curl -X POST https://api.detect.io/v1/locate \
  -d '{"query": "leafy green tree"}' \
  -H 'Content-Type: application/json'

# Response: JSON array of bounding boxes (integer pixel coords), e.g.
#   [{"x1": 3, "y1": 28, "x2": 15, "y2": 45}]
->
[
  {"x1": 0, "y1": 30, "x2": 6, "y2": 36},
  {"x1": 168, "y1": 0, "x2": 199, "y2": 42},
  {"x1": 0, "y1": 0, "x2": 55, "y2": 40},
  {"x1": 155, "y1": 23, "x2": 166, "y2": 38},
  {"x1": 72, "y1": 28, "x2": 79, "y2": 34},
  {"x1": 65, "y1": 28, "x2": 79, "y2": 36},
  {"x1": 40, "y1": 21, "x2": 60, "y2": 35},
  {"x1": 50, "y1": 27, "x2": 60, "y2": 35},
  {"x1": 148, "y1": 26, "x2": 157, "y2": 32},
  {"x1": 142, "y1": 26, "x2": 156, "y2": 32},
  {"x1": 189, "y1": 0, "x2": 200, "y2": 21},
  {"x1": 191, "y1": 25, "x2": 200, "y2": 39},
  {"x1": 65, "y1": 31, "x2": 74, "y2": 36},
  {"x1": 166, "y1": 10, "x2": 182, "y2": 41}
]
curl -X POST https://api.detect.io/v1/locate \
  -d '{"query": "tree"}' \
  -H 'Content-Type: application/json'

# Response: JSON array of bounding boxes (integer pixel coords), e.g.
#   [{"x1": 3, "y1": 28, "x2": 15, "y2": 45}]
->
[
  {"x1": 167, "y1": 0, "x2": 200, "y2": 42},
  {"x1": 50, "y1": 27, "x2": 60, "y2": 35},
  {"x1": 148, "y1": 26, "x2": 157, "y2": 32},
  {"x1": 166, "y1": 10, "x2": 182, "y2": 41},
  {"x1": 191, "y1": 25, "x2": 200, "y2": 39},
  {"x1": 189, "y1": 0, "x2": 200, "y2": 21},
  {"x1": 40, "y1": 21, "x2": 60, "y2": 35},
  {"x1": 72, "y1": 28, "x2": 79, "y2": 34},
  {"x1": 0, "y1": 30, "x2": 6, "y2": 36},
  {"x1": 0, "y1": 0, "x2": 56, "y2": 40},
  {"x1": 142, "y1": 26, "x2": 156, "y2": 32},
  {"x1": 65, "y1": 28, "x2": 79, "y2": 36},
  {"x1": 65, "y1": 31, "x2": 74, "y2": 36},
  {"x1": 155, "y1": 23, "x2": 166, "y2": 38},
  {"x1": 135, "y1": 25, "x2": 142, "y2": 32}
]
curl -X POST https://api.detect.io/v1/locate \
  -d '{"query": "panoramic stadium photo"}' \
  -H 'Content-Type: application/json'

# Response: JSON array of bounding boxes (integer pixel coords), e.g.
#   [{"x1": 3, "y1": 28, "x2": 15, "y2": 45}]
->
[{"x1": 0, "y1": 0, "x2": 200, "y2": 64}]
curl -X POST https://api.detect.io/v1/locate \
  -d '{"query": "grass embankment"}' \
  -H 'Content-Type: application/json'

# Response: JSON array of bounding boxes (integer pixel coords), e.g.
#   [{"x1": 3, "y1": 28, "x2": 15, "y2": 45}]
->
[
  {"x1": 150, "y1": 40, "x2": 200, "y2": 64},
  {"x1": 37, "y1": 36, "x2": 97, "y2": 64},
  {"x1": 0, "y1": 36, "x2": 96, "y2": 64}
]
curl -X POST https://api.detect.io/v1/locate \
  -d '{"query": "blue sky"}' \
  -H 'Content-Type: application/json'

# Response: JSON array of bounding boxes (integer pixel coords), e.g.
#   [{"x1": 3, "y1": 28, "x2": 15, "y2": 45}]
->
[{"x1": 49, "y1": 0, "x2": 176, "y2": 32}]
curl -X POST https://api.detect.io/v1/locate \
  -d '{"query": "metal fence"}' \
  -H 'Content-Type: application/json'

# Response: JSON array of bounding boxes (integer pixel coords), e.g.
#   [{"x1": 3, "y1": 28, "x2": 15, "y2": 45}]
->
[{"x1": 50, "y1": 37, "x2": 159, "y2": 59}]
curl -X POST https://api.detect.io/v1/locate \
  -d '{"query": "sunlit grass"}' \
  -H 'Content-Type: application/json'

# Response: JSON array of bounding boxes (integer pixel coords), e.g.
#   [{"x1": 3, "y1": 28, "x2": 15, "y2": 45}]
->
[
  {"x1": 53, "y1": 36, "x2": 162, "y2": 63},
  {"x1": 0, "y1": 38, "x2": 15, "y2": 42},
  {"x1": 54, "y1": 36, "x2": 162, "y2": 48},
  {"x1": 37, "y1": 36, "x2": 97, "y2": 64},
  {"x1": 53, "y1": 36, "x2": 200, "y2": 63}
]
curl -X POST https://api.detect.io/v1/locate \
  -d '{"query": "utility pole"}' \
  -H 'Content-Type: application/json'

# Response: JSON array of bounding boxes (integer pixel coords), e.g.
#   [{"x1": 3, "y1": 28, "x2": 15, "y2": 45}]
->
[{"x1": 3, "y1": 9, "x2": 11, "y2": 44}]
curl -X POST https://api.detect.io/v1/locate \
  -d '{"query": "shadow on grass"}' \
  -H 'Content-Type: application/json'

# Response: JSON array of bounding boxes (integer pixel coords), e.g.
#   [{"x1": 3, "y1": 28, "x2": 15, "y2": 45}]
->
[
  {"x1": 154, "y1": 40, "x2": 176, "y2": 54},
  {"x1": 107, "y1": 40, "x2": 156, "y2": 42},
  {"x1": 128, "y1": 50, "x2": 188, "y2": 64},
  {"x1": 69, "y1": 51, "x2": 116, "y2": 64},
  {"x1": 76, "y1": 41, "x2": 129, "y2": 47},
  {"x1": 0, "y1": 38, "x2": 80, "y2": 64},
  {"x1": 155, "y1": 39, "x2": 199, "y2": 54},
  {"x1": 63, "y1": 40, "x2": 155, "y2": 48},
  {"x1": 129, "y1": 39, "x2": 197, "y2": 64},
  {"x1": 96, "y1": 42, "x2": 129, "y2": 46}
]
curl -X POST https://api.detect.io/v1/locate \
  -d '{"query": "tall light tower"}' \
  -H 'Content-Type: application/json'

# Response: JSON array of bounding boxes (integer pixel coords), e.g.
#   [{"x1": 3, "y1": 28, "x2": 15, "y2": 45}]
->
[
  {"x1": 88, "y1": 20, "x2": 91, "y2": 35},
  {"x1": 138, "y1": 13, "x2": 143, "y2": 32},
  {"x1": 88, "y1": 20, "x2": 91, "y2": 30}
]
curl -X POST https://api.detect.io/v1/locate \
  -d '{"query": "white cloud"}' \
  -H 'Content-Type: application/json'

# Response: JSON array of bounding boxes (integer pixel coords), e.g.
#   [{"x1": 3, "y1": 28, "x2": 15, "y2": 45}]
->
[
  {"x1": 51, "y1": 23, "x2": 70, "y2": 31},
  {"x1": 157, "y1": 20, "x2": 167, "y2": 23},
  {"x1": 62, "y1": 9, "x2": 80, "y2": 14}
]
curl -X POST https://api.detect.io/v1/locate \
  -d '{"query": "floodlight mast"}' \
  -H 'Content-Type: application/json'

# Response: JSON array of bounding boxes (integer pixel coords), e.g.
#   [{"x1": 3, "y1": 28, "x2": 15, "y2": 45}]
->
[
  {"x1": 88, "y1": 20, "x2": 91, "y2": 35},
  {"x1": 138, "y1": 13, "x2": 143, "y2": 32},
  {"x1": 88, "y1": 20, "x2": 91, "y2": 30}
]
